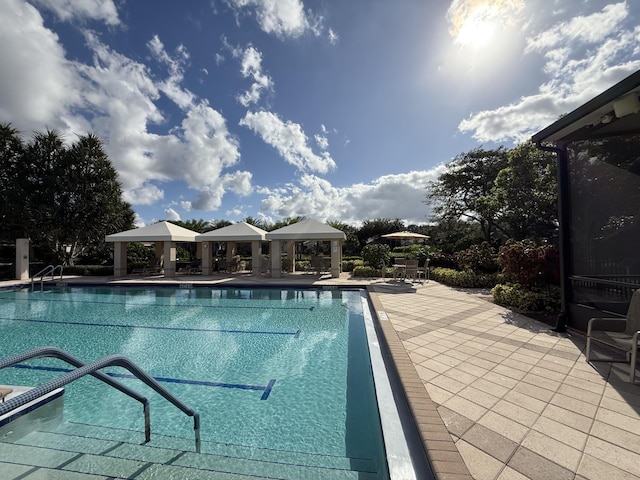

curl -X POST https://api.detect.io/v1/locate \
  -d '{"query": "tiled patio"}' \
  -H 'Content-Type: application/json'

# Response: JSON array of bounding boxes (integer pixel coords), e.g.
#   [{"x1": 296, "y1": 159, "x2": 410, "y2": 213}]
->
[
  {"x1": 2, "y1": 273, "x2": 639, "y2": 479},
  {"x1": 368, "y1": 280, "x2": 640, "y2": 480}
]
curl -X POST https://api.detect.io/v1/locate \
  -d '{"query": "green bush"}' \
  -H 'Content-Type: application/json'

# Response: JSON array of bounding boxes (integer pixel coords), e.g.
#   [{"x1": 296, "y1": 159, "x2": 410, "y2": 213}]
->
[
  {"x1": 454, "y1": 242, "x2": 498, "y2": 273},
  {"x1": 342, "y1": 259, "x2": 363, "y2": 272},
  {"x1": 64, "y1": 265, "x2": 114, "y2": 276},
  {"x1": 497, "y1": 239, "x2": 559, "y2": 286},
  {"x1": 352, "y1": 266, "x2": 379, "y2": 278},
  {"x1": 430, "y1": 267, "x2": 502, "y2": 288},
  {"x1": 361, "y1": 243, "x2": 391, "y2": 269},
  {"x1": 491, "y1": 283, "x2": 561, "y2": 312}
]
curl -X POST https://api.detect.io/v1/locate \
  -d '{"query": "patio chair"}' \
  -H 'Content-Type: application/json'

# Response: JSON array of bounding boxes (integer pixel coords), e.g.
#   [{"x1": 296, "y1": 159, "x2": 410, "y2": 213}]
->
[
  {"x1": 417, "y1": 259, "x2": 430, "y2": 283},
  {"x1": 405, "y1": 259, "x2": 419, "y2": 283},
  {"x1": 392, "y1": 258, "x2": 406, "y2": 281},
  {"x1": 586, "y1": 288, "x2": 640, "y2": 382},
  {"x1": 142, "y1": 259, "x2": 163, "y2": 275}
]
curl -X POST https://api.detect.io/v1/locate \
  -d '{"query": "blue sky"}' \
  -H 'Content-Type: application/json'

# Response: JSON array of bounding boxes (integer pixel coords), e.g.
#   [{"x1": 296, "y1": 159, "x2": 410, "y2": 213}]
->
[{"x1": 2, "y1": 0, "x2": 639, "y2": 227}]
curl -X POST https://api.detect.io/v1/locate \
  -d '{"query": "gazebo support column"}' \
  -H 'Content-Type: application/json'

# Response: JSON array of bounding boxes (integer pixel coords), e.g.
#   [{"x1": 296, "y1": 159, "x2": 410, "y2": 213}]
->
[
  {"x1": 15, "y1": 238, "x2": 30, "y2": 280},
  {"x1": 271, "y1": 240, "x2": 282, "y2": 278},
  {"x1": 331, "y1": 239, "x2": 342, "y2": 278},
  {"x1": 251, "y1": 241, "x2": 261, "y2": 277},
  {"x1": 164, "y1": 242, "x2": 176, "y2": 276},
  {"x1": 287, "y1": 241, "x2": 295, "y2": 273},
  {"x1": 201, "y1": 241, "x2": 212, "y2": 275},
  {"x1": 113, "y1": 242, "x2": 127, "y2": 277}
]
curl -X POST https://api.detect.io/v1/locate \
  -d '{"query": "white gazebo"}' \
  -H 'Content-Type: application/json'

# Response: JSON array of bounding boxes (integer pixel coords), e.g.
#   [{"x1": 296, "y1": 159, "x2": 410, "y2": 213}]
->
[
  {"x1": 105, "y1": 221, "x2": 199, "y2": 277},
  {"x1": 265, "y1": 218, "x2": 346, "y2": 278},
  {"x1": 196, "y1": 222, "x2": 268, "y2": 276}
]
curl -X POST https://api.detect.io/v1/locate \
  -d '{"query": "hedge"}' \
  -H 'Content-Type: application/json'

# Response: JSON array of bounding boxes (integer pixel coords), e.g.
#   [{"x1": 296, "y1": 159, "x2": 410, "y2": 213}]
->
[
  {"x1": 430, "y1": 267, "x2": 503, "y2": 288},
  {"x1": 491, "y1": 283, "x2": 561, "y2": 312}
]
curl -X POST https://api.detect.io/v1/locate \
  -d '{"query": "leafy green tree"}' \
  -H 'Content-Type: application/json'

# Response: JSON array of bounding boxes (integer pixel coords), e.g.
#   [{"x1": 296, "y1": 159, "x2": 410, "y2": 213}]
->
[
  {"x1": 209, "y1": 219, "x2": 233, "y2": 231},
  {"x1": 175, "y1": 219, "x2": 212, "y2": 233},
  {"x1": 242, "y1": 216, "x2": 269, "y2": 230},
  {"x1": 0, "y1": 125, "x2": 134, "y2": 265},
  {"x1": 269, "y1": 216, "x2": 305, "y2": 231},
  {"x1": 422, "y1": 220, "x2": 484, "y2": 254},
  {"x1": 426, "y1": 147, "x2": 509, "y2": 244},
  {"x1": 485, "y1": 142, "x2": 558, "y2": 241},
  {"x1": 357, "y1": 218, "x2": 405, "y2": 246},
  {"x1": 0, "y1": 123, "x2": 26, "y2": 240}
]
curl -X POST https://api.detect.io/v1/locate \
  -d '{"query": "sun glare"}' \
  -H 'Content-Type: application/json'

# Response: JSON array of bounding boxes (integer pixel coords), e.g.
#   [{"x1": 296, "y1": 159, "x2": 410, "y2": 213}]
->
[
  {"x1": 448, "y1": 0, "x2": 524, "y2": 50},
  {"x1": 456, "y1": 16, "x2": 497, "y2": 48}
]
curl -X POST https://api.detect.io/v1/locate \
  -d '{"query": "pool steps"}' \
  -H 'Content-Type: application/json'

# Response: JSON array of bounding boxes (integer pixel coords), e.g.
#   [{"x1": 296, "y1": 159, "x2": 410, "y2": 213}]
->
[{"x1": 0, "y1": 420, "x2": 382, "y2": 479}]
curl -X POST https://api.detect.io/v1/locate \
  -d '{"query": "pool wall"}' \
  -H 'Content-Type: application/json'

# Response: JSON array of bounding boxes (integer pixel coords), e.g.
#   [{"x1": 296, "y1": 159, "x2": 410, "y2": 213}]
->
[{"x1": 0, "y1": 387, "x2": 64, "y2": 442}]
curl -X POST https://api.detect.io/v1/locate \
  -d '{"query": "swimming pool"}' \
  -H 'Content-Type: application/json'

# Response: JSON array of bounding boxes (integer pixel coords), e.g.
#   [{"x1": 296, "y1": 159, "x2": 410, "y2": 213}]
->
[{"x1": 0, "y1": 286, "x2": 400, "y2": 478}]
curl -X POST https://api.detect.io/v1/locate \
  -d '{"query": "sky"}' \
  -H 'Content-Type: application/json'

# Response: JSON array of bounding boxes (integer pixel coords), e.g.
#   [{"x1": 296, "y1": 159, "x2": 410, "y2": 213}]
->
[{"x1": 1, "y1": 0, "x2": 639, "y2": 228}]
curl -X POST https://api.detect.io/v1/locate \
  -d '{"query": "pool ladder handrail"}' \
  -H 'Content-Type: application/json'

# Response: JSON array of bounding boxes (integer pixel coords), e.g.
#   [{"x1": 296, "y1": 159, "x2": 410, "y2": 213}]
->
[
  {"x1": 31, "y1": 265, "x2": 63, "y2": 291},
  {"x1": 0, "y1": 346, "x2": 201, "y2": 453}
]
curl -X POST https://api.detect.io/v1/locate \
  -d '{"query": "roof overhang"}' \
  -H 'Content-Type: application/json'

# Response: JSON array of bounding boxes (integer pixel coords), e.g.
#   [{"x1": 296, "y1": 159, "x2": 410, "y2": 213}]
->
[{"x1": 532, "y1": 70, "x2": 640, "y2": 145}]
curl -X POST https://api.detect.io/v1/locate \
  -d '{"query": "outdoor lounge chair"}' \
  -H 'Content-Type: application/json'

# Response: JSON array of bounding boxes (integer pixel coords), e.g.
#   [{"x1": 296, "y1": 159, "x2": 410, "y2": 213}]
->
[{"x1": 586, "y1": 288, "x2": 640, "y2": 382}]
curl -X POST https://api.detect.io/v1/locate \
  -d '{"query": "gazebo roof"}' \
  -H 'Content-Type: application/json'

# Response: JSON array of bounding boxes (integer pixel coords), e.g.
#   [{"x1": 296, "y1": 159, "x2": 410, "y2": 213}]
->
[
  {"x1": 105, "y1": 221, "x2": 199, "y2": 243},
  {"x1": 196, "y1": 222, "x2": 267, "y2": 242},
  {"x1": 265, "y1": 218, "x2": 346, "y2": 240}
]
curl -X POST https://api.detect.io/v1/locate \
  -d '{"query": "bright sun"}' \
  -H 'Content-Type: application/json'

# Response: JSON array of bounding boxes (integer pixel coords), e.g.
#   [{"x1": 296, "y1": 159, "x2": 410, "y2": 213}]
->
[
  {"x1": 455, "y1": 15, "x2": 498, "y2": 48},
  {"x1": 455, "y1": 6, "x2": 498, "y2": 48}
]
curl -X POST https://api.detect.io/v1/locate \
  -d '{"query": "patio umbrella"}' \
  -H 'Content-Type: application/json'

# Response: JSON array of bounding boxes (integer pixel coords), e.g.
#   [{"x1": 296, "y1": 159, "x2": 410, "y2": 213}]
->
[{"x1": 381, "y1": 231, "x2": 430, "y2": 241}]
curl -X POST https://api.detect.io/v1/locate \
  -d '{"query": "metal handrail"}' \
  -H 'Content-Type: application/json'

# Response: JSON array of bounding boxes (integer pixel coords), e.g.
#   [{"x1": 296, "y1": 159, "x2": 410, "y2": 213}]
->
[
  {"x1": 0, "y1": 349, "x2": 201, "y2": 452},
  {"x1": 31, "y1": 264, "x2": 63, "y2": 291},
  {"x1": 0, "y1": 347, "x2": 151, "y2": 443}
]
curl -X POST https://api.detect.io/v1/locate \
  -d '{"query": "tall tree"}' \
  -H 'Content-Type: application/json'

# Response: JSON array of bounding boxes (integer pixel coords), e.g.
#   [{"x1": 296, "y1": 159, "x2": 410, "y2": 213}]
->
[
  {"x1": 486, "y1": 142, "x2": 558, "y2": 241},
  {"x1": 0, "y1": 126, "x2": 134, "y2": 265},
  {"x1": 0, "y1": 123, "x2": 26, "y2": 240},
  {"x1": 426, "y1": 147, "x2": 509, "y2": 244},
  {"x1": 356, "y1": 218, "x2": 405, "y2": 247},
  {"x1": 176, "y1": 219, "x2": 212, "y2": 233}
]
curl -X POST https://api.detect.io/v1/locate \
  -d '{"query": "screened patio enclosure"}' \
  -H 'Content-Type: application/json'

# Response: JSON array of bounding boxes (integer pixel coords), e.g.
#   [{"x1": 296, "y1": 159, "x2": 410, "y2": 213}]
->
[{"x1": 533, "y1": 70, "x2": 640, "y2": 331}]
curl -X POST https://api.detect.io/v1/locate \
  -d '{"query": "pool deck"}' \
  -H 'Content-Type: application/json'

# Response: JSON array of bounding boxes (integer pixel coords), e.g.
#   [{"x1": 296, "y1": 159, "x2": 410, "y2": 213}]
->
[{"x1": 3, "y1": 272, "x2": 640, "y2": 480}]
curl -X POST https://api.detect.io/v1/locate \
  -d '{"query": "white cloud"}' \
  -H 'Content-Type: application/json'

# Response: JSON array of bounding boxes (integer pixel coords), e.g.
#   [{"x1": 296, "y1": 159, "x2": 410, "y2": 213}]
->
[
  {"x1": 236, "y1": 45, "x2": 273, "y2": 106},
  {"x1": 180, "y1": 201, "x2": 192, "y2": 211},
  {"x1": 240, "y1": 110, "x2": 336, "y2": 173},
  {"x1": 164, "y1": 207, "x2": 181, "y2": 221},
  {"x1": 259, "y1": 168, "x2": 445, "y2": 225},
  {"x1": 0, "y1": 0, "x2": 78, "y2": 132},
  {"x1": 226, "y1": 0, "x2": 320, "y2": 38},
  {"x1": 459, "y1": 2, "x2": 640, "y2": 143},
  {"x1": 314, "y1": 134, "x2": 329, "y2": 149},
  {"x1": 32, "y1": 0, "x2": 120, "y2": 25},
  {"x1": 147, "y1": 35, "x2": 195, "y2": 109},
  {"x1": 3, "y1": 9, "x2": 245, "y2": 213},
  {"x1": 525, "y1": 2, "x2": 628, "y2": 53},
  {"x1": 122, "y1": 183, "x2": 165, "y2": 206},
  {"x1": 328, "y1": 28, "x2": 338, "y2": 45}
]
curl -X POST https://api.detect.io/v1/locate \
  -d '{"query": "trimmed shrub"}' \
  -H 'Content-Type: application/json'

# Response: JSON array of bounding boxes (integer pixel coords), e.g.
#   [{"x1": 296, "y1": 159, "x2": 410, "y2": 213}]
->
[
  {"x1": 491, "y1": 283, "x2": 561, "y2": 312},
  {"x1": 430, "y1": 267, "x2": 503, "y2": 288},
  {"x1": 342, "y1": 259, "x2": 363, "y2": 272},
  {"x1": 352, "y1": 266, "x2": 379, "y2": 278}
]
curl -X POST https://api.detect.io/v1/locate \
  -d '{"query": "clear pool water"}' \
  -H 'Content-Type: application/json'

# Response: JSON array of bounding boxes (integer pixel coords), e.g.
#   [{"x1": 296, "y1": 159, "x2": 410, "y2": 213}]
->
[{"x1": 0, "y1": 286, "x2": 387, "y2": 475}]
